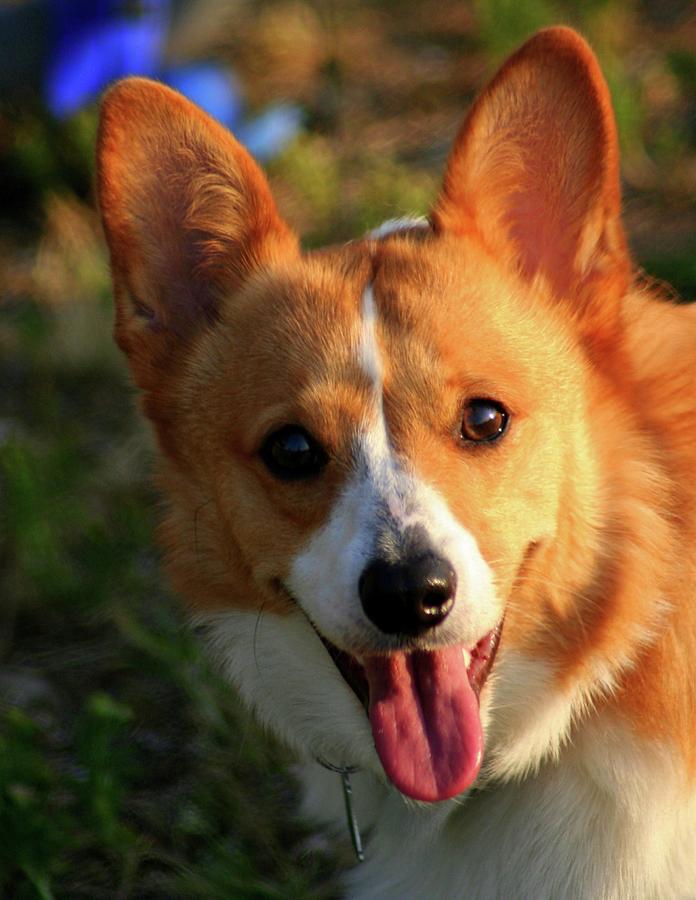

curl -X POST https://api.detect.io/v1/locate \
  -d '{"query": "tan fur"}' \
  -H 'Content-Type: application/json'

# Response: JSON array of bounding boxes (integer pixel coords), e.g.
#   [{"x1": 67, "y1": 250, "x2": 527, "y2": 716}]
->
[{"x1": 98, "y1": 25, "x2": 696, "y2": 893}]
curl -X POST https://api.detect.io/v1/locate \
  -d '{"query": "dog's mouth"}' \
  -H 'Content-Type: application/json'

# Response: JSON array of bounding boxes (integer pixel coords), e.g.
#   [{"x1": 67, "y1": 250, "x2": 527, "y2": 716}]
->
[{"x1": 319, "y1": 625, "x2": 502, "y2": 803}]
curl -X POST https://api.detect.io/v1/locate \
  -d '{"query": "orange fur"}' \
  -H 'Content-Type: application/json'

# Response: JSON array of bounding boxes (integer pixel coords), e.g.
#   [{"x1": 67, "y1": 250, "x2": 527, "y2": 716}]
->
[{"x1": 98, "y1": 25, "x2": 696, "y2": 894}]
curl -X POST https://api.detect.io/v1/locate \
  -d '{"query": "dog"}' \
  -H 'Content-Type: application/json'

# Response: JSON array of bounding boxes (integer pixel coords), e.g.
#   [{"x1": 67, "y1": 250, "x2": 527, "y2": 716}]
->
[{"x1": 97, "y1": 26, "x2": 696, "y2": 899}]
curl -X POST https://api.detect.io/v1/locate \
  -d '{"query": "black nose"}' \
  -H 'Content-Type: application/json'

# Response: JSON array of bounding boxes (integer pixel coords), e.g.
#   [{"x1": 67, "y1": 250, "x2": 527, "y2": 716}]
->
[{"x1": 359, "y1": 554, "x2": 457, "y2": 636}]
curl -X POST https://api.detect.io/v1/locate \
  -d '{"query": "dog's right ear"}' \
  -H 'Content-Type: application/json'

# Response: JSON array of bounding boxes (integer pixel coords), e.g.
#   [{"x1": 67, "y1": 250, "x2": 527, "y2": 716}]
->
[{"x1": 97, "y1": 78, "x2": 298, "y2": 388}]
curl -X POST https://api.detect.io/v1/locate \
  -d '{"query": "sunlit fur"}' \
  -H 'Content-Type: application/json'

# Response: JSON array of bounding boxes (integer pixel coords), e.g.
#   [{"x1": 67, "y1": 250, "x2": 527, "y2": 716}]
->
[{"x1": 98, "y1": 26, "x2": 696, "y2": 899}]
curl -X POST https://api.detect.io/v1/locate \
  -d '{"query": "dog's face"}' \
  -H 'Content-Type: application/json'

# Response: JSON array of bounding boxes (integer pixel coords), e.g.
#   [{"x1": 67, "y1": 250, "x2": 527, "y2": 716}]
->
[
  {"x1": 98, "y1": 28, "x2": 632, "y2": 801},
  {"x1": 169, "y1": 238, "x2": 581, "y2": 628}
]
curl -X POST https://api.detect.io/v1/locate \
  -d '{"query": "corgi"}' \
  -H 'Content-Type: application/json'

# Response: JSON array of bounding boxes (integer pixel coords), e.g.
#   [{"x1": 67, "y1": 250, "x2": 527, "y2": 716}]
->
[{"x1": 97, "y1": 26, "x2": 696, "y2": 900}]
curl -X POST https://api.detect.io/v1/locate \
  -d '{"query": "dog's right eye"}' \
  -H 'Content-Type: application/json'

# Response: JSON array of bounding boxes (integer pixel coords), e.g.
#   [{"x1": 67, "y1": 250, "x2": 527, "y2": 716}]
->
[{"x1": 260, "y1": 426, "x2": 328, "y2": 480}]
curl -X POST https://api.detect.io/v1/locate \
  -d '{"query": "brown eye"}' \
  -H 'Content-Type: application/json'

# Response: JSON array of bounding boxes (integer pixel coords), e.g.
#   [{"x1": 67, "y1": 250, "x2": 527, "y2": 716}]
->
[
  {"x1": 260, "y1": 426, "x2": 328, "y2": 480},
  {"x1": 461, "y1": 399, "x2": 509, "y2": 443}
]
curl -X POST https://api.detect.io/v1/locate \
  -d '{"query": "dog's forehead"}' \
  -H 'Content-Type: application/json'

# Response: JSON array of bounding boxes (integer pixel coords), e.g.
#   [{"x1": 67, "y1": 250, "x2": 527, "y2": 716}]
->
[
  {"x1": 213, "y1": 234, "x2": 564, "y2": 435},
  {"x1": 226, "y1": 245, "x2": 371, "y2": 371},
  {"x1": 216, "y1": 243, "x2": 442, "y2": 424}
]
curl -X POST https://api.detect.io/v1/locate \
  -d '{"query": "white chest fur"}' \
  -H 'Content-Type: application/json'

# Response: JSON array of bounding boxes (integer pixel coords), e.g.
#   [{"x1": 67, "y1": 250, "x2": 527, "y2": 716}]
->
[
  {"x1": 299, "y1": 721, "x2": 696, "y2": 900},
  {"x1": 201, "y1": 610, "x2": 696, "y2": 900}
]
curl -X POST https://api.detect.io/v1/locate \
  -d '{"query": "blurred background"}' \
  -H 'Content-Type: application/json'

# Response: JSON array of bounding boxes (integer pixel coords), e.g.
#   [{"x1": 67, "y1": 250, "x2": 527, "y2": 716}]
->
[{"x1": 0, "y1": 1, "x2": 694, "y2": 897}]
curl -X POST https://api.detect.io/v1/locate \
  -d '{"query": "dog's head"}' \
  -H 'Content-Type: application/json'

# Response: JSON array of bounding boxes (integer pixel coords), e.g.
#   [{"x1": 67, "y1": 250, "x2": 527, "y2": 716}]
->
[{"x1": 98, "y1": 28, "x2": 641, "y2": 801}]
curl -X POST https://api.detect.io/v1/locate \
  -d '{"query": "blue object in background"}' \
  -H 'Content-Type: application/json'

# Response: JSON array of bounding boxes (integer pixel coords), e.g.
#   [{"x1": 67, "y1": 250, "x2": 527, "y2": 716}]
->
[
  {"x1": 45, "y1": 0, "x2": 167, "y2": 118},
  {"x1": 237, "y1": 103, "x2": 304, "y2": 163},
  {"x1": 162, "y1": 62, "x2": 244, "y2": 132},
  {"x1": 163, "y1": 63, "x2": 302, "y2": 163},
  {"x1": 38, "y1": 0, "x2": 301, "y2": 161}
]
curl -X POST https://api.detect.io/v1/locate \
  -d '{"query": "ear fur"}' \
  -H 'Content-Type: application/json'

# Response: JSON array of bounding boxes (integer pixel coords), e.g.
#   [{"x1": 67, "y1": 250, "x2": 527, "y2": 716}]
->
[
  {"x1": 432, "y1": 27, "x2": 630, "y2": 339},
  {"x1": 97, "y1": 78, "x2": 298, "y2": 387}
]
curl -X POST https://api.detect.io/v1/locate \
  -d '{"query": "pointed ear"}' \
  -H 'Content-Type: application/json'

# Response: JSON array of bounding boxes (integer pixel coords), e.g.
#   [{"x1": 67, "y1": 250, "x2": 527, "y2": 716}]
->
[
  {"x1": 97, "y1": 78, "x2": 299, "y2": 387},
  {"x1": 432, "y1": 27, "x2": 630, "y2": 338}
]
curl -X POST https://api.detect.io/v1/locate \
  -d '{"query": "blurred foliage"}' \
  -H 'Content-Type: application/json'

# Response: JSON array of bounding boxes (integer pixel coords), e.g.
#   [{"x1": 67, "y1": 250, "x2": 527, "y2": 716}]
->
[{"x1": 0, "y1": 0, "x2": 694, "y2": 897}]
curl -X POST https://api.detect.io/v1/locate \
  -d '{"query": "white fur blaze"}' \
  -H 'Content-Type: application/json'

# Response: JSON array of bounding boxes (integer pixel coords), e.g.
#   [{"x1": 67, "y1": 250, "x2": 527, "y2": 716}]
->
[{"x1": 287, "y1": 280, "x2": 500, "y2": 656}]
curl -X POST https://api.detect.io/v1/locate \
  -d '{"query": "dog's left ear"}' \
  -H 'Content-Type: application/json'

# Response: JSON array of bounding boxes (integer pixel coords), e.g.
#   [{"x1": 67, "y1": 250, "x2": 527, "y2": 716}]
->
[{"x1": 432, "y1": 27, "x2": 630, "y2": 339}]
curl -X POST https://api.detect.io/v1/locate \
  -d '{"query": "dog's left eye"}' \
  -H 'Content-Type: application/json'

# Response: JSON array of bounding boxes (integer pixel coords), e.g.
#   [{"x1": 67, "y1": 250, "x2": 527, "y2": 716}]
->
[
  {"x1": 460, "y1": 399, "x2": 509, "y2": 443},
  {"x1": 260, "y1": 426, "x2": 328, "y2": 480}
]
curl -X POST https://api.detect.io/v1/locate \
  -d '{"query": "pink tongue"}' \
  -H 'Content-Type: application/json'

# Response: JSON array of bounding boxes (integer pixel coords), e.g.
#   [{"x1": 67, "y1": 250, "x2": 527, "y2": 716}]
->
[{"x1": 364, "y1": 645, "x2": 482, "y2": 802}]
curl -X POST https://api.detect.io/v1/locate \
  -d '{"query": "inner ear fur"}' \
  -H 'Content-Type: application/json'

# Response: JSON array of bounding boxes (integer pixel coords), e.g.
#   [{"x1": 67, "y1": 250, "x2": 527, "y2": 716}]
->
[
  {"x1": 97, "y1": 78, "x2": 298, "y2": 386},
  {"x1": 432, "y1": 27, "x2": 630, "y2": 338}
]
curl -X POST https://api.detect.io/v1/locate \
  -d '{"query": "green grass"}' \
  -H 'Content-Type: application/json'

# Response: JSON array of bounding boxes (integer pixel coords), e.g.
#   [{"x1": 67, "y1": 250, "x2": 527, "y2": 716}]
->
[{"x1": 0, "y1": 1, "x2": 694, "y2": 897}]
